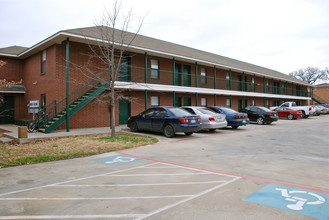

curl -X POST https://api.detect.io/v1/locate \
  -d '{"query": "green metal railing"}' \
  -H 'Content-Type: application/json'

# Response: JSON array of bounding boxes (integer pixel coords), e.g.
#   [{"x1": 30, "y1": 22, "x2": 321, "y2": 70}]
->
[
  {"x1": 40, "y1": 68, "x2": 110, "y2": 129},
  {"x1": 127, "y1": 65, "x2": 310, "y2": 97}
]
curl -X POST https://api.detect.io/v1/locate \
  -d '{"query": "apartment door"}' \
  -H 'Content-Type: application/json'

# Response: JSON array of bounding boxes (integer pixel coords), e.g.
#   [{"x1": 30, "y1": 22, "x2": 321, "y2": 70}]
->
[
  {"x1": 174, "y1": 97, "x2": 182, "y2": 107},
  {"x1": 174, "y1": 63, "x2": 182, "y2": 86},
  {"x1": 238, "y1": 75, "x2": 242, "y2": 91},
  {"x1": 238, "y1": 99, "x2": 243, "y2": 112},
  {"x1": 183, "y1": 65, "x2": 191, "y2": 87},
  {"x1": 183, "y1": 97, "x2": 191, "y2": 106},
  {"x1": 119, "y1": 97, "x2": 131, "y2": 124},
  {"x1": 0, "y1": 96, "x2": 15, "y2": 124},
  {"x1": 118, "y1": 56, "x2": 131, "y2": 82}
]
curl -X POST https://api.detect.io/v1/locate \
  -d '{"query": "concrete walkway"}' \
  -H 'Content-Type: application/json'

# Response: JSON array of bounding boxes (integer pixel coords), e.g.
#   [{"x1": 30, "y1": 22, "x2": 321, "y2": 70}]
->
[{"x1": 0, "y1": 124, "x2": 129, "y2": 144}]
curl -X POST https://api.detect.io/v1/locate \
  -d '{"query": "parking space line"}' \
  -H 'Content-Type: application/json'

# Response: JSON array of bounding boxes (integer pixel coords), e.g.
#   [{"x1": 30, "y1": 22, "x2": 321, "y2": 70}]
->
[
  {"x1": 0, "y1": 162, "x2": 158, "y2": 197},
  {"x1": 136, "y1": 177, "x2": 240, "y2": 220},
  {"x1": 54, "y1": 181, "x2": 228, "y2": 187},
  {"x1": 0, "y1": 214, "x2": 146, "y2": 219},
  {"x1": 0, "y1": 195, "x2": 192, "y2": 200},
  {"x1": 104, "y1": 173, "x2": 212, "y2": 176},
  {"x1": 119, "y1": 152, "x2": 329, "y2": 194},
  {"x1": 0, "y1": 160, "x2": 239, "y2": 219}
]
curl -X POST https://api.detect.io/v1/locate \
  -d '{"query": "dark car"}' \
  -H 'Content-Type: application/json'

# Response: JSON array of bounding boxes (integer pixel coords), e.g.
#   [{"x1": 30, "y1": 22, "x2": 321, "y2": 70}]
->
[
  {"x1": 207, "y1": 106, "x2": 249, "y2": 129},
  {"x1": 127, "y1": 107, "x2": 202, "y2": 138},
  {"x1": 242, "y1": 106, "x2": 279, "y2": 125}
]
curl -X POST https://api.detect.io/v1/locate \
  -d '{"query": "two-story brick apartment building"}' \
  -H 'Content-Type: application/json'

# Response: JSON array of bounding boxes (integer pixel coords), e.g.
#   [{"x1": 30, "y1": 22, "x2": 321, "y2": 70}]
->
[{"x1": 0, "y1": 26, "x2": 312, "y2": 132}]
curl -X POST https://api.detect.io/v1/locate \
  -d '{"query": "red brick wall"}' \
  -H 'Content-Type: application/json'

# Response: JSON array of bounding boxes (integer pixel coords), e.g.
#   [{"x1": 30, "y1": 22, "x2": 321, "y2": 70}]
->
[{"x1": 0, "y1": 57, "x2": 23, "y2": 82}]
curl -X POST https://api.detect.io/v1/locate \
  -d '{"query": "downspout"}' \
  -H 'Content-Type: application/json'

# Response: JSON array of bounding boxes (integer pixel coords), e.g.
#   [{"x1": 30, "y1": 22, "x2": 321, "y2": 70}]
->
[
  {"x1": 214, "y1": 66, "x2": 216, "y2": 106},
  {"x1": 145, "y1": 52, "x2": 148, "y2": 110},
  {"x1": 195, "y1": 62, "x2": 198, "y2": 106},
  {"x1": 173, "y1": 58, "x2": 176, "y2": 106},
  {"x1": 66, "y1": 38, "x2": 70, "y2": 132}
]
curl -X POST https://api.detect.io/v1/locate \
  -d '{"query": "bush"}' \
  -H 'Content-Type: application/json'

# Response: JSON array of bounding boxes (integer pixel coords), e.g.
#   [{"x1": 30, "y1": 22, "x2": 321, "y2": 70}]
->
[{"x1": 14, "y1": 119, "x2": 30, "y2": 126}]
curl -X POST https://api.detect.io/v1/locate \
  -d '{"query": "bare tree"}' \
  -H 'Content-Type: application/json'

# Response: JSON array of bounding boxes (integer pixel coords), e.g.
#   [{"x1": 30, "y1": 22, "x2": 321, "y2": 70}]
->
[
  {"x1": 289, "y1": 66, "x2": 329, "y2": 85},
  {"x1": 79, "y1": 1, "x2": 144, "y2": 137}
]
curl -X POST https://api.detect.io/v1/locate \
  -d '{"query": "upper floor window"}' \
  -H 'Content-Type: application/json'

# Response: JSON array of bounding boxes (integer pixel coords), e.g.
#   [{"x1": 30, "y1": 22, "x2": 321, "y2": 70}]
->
[
  {"x1": 151, "y1": 59, "x2": 159, "y2": 79},
  {"x1": 226, "y1": 72, "x2": 230, "y2": 87},
  {"x1": 41, "y1": 50, "x2": 46, "y2": 73},
  {"x1": 201, "y1": 68, "x2": 207, "y2": 84}
]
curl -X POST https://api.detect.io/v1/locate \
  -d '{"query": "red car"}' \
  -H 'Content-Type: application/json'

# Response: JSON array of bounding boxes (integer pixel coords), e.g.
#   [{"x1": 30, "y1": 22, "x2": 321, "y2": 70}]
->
[{"x1": 273, "y1": 107, "x2": 303, "y2": 120}]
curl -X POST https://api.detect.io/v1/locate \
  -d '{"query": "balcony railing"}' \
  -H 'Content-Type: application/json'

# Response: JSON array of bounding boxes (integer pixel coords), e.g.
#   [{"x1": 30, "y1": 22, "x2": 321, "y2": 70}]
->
[{"x1": 119, "y1": 65, "x2": 310, "y2": 97}]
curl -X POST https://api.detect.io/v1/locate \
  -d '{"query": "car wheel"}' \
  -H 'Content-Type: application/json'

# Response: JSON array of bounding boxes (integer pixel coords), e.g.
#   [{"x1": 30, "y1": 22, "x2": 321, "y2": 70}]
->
[
  {"x1": 184, "y1": 132, "x2": 193, "y2": 136},
  {"x1": 209, "y1": 129, "x2": 216, "y2": 132},
  {"x1": 231, "y1": 126, "x2": 239, "y2": 129},
  {"x1": 130, "y1": 121, "x2": 139, "y2": 132},
  {"x1": 301, "y1": 111, "x2": 306, "y2": 118},
  {"x1": 287, "y1": 114, "x2": 294, "y2": 120},
  {"x1": 256, "y1": 117, "x2": 264, "y2": 125},
  {"x1": 164, "y1": 125, "x2": 175, "y2": 138}
]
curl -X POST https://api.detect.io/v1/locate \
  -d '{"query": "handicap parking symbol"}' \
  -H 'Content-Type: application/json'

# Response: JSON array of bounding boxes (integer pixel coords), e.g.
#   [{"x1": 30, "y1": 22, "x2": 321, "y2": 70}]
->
[
  {"x1": 92, "y1": 154, "x2": 143, "y2": 166},
  {"x1": 244, "y1": 184, "x2": 329, "y2": 220}
]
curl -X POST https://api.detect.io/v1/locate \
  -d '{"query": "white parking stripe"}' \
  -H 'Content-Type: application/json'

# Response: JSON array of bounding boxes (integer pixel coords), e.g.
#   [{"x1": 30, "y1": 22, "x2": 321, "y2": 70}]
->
[
  {"x1": 0, "y1": 214, "x2": 146, "y2": 219},
  {"x1": 0, "y1": 163, "x2": 158, "y2": 197},
  {"x1": 136, "y1": 177, "x2": 241, "y2": 220},
  {"x1": 105, "y1": 173, "x2": 212, "y2": 176},
  {"x1": 54, "y1": 181, "x2": 228, "y2": 187},
  {"x1": 0, "y1": 195, "x2": 192, "y2": 200},
  {"x1": 0, "y1": 161, "x2": 239, "y2": 219}
]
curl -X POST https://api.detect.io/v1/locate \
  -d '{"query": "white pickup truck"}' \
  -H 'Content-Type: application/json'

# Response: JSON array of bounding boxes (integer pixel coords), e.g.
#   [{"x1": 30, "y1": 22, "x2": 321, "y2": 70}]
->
[{"x1": 270, "y1": 102, "x2": 314, "y2": 118}]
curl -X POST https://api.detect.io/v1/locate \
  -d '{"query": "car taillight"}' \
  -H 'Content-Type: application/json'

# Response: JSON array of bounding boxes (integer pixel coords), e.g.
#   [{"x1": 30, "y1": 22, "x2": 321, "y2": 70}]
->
[
  {"x1": 309, "y1": 107, "x2": 312, "y2": 111},
  {"x1": 198, "y1": 117, "x2": 201, "y2": 122},
  {"x1": 269, "y1": 113, "x2": 273, "y2": 117},
  {"x1": 209, "y1": 117, "x2": 215, "y2": 121},
  {"x1": 244, "y1": 115, "x2": 248, "y2": 118},
  {"x1": 179, "y1": 118, "x2": 189, "y2": 123},
  {"x1": 234, "y1": 115, "x2": 239, "y2": 119}
]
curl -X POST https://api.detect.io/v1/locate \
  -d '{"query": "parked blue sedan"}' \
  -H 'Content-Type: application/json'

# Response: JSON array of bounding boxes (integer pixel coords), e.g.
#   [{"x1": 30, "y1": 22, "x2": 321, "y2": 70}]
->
[
  {"x1": 207, "y1": 106, "x2": 249, "y2": 129},
  {"x1": 127, "y1": 107, "x2": 202, "y2": 138}
]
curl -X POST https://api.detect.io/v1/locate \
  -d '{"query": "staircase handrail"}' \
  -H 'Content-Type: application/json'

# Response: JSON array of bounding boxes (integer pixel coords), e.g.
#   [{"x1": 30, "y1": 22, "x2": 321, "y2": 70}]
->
[{"x1": 41, "y1": 68, "x2": 110, "y2": 127}]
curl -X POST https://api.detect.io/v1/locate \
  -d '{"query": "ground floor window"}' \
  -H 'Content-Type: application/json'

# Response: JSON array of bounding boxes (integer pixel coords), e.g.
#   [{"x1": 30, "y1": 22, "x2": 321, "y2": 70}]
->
[
  {"x1": 226, "y1": 98, "x2": 230, "y2": 107},
  {"x1": 201, "y1": 97, "x2": 207, "y2": 106},
  {"x1": 151, "y1": 96, "x2": 159, "y2": 106}
]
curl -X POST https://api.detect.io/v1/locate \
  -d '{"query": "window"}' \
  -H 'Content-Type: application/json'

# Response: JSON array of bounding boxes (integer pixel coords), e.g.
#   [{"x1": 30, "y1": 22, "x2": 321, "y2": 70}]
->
[
  {"x1": 41, "y1": 50, "x2": 46, "y2": 73},
  {"x1": 226, "y1": 73, "x2": 230, "y2": 87},
  {"x1": 151, "y1": 59, "x2": 159, "y2": 79},
  {"x1": 252, "y1": 99, "x2": 255, "y2": 106},
  {"x1": 201, "y1": 98, "x2": 207, "y2": 106},
  {"x1": 201, "y1": 68, "x2": 207, "y2": 84},
  {"x1": 266, "y1": 80, "x2": 269, "y2": 91},
  {"x1": 226, "y1": 98, "x2": 230, "y2": 107},
  {"x1": 40, "y1": 94, "x2": 46, "y2": 110},
  {"x1": 151, "y1": 96, "x2": 159, "y2": 106}
]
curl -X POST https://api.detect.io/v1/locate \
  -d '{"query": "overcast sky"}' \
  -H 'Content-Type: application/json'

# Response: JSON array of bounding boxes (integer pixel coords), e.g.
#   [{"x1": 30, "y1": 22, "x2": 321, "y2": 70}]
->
[{"x1": 1, "y1": 0, "x2": 328, "y2": 78}]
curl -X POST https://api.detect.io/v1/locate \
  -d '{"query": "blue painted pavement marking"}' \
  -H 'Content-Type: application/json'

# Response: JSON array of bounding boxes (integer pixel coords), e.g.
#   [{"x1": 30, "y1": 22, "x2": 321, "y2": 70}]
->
[
  {"x1": 244, "y1": 183, "x2": 329, "y2": 220},
  {"x1": 92, "y1": 154, "x2": 144, "y2": 166}
]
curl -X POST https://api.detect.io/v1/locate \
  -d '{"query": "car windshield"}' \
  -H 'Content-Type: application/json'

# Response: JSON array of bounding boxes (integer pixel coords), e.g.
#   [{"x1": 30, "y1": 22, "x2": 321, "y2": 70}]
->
[
  {"x1": 169, "y1": 108, "x2": 193, "y2": 117},
  {"x1": 219, "y1": 107, "x2": 237, "y2": 114}
]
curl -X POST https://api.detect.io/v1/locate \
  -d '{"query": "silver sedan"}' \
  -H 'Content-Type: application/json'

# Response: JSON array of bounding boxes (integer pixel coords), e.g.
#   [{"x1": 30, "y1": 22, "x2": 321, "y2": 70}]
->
[{"x1": 181, "y1": 106, "x2": 227, "y2": 131}]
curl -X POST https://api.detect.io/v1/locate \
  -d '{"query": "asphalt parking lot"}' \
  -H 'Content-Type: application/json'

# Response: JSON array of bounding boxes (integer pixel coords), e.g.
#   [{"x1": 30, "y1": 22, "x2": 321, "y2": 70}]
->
[{"x1": 0, "y1": 115, "x2": 328, "y2": 219}]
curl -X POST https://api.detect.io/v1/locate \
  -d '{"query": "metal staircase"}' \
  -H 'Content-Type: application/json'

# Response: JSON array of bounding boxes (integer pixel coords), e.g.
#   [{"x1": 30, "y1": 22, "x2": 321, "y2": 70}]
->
[
  {"x1": 312, "y1": 94, "x2": 327, "y2": 104},
  {"x1": 38, "y1": 69, "x2": 110, "y2": 133}
]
